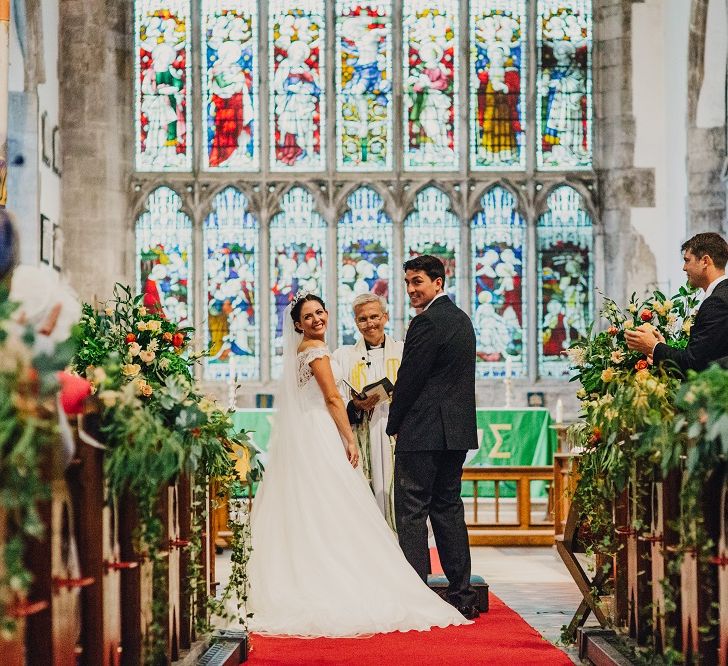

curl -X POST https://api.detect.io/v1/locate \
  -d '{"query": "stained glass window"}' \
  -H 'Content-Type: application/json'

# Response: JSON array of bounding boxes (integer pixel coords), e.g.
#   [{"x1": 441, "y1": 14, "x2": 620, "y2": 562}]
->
[
  {"x1": 402, "y1": 0, "x2": 459, "y2": 171},
  {"x1": 269, "y1": 0, "x2": 326, "y2": 171},
  {"x1": 135, "y1": 0, "x2": 192, "y2": 171},
  {"x1": 536, "y1": 0, "x2": 593, "y2": 169},
  {"x1": 335, "y1": 1, "x2": 393, "y2": 171},
  {"x1": 537, "y1": 185, "x2": 593, "y2": 377},
  {"x1": 471, "y1": 187, "x2": 526, "y2": 378},
  {"x1": 203, "y1": 188, "x2": 260, "y2": 381},
  {"x1": 337, "y1": 187, "x2": 393, "y2": 345},
  {"x1": 469, "y1": 0, "x2": 526, "y2": 170},
  {"x1": 135, "y1": 187, "x2": 192, "y2": 326},
  {"x1": 270, "y1": 187, "x2": 327, "y2": 377},
  {"x1": 202, "y1": 1, "x2": 259, "y2": 171},
  {"x1": 403, "y1": 187, "x2": 460, "y2": 322}
]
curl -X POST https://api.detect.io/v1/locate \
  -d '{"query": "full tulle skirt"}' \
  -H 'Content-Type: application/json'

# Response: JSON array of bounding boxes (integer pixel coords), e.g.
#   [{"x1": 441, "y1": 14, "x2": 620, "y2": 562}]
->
[{"x1": 242, "y1": 400, "x2": 469, "y2": 637}]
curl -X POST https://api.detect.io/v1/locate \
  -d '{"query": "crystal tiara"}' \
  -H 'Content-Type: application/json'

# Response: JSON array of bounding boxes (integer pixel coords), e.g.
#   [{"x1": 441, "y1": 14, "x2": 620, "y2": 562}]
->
[{"x1": 291, "y1": 289, "x2": 317, "y2": 307}]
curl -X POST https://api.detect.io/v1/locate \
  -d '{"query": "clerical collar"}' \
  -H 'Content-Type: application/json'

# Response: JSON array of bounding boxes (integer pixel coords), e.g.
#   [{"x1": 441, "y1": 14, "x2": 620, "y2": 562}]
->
[{"x1": 365, "y1": 340, "x2": 384, "y2": 350}]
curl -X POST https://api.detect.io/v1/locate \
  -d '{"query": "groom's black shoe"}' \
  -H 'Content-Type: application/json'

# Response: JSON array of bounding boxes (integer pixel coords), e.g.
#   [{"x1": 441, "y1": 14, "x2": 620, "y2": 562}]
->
[{"x1": 456, "y1": 605, "x2": 480, "y2": 620}]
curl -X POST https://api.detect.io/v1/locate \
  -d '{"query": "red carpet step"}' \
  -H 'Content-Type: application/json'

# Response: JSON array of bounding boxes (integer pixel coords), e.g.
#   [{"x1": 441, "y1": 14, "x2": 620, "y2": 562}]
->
[{"x1": 247, "y1": 594, "x2": 572, "y2": 665}]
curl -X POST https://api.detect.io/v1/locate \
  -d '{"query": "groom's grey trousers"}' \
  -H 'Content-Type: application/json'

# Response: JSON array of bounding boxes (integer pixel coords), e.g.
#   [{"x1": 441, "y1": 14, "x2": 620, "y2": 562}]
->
[{"x1": 394, "y1": 449, "x2": 478, "y2": 609}]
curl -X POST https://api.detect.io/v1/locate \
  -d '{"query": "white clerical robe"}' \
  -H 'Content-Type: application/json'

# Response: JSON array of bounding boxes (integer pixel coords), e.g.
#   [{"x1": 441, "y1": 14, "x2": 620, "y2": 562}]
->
[{"x1": 333, "y1": 335, "x2": 403, "y2": 530}]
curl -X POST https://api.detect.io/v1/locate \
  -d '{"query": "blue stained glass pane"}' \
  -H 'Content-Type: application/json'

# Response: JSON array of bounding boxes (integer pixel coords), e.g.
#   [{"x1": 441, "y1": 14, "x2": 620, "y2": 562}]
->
[
  {"x1": 469, "y1": 0, "x2": 527, "y2": 170},
  {"x1": 135, "y1": 186, "x2": 193, "y2": 326},
  {"x1": 335, "y1": 1, "x2": 393, "y2": 171},
  {"x1": 337, "y1": 187, "x2": 393, "y2": 345},
  {"x1": 402, "y1": 0, "x2": 459, "y2": 171},
  {"x1": 270, "y1": 187, "x2": 327, "y2": 377},
  {"x1": 135, "y1": 0, "x2": 192, "y2": 171},
  {"x1": 202, "y1": 0, "x2": 259, "y2": 171},
  {"x1": 204, "y1": 188, "x2": 260, "y2": 381},
  {"x1": 471, "y1": 187, "x2": 527, "y2": 378},
  {"x1": 536, "y1": 0, "x2": 593, "y2": 169},
  {"x1": 403, "y1": 187, "x2": 460, "y2": 322},
  {"x1": 537, "y1": 185, "x2": 593, "y2": 377}
]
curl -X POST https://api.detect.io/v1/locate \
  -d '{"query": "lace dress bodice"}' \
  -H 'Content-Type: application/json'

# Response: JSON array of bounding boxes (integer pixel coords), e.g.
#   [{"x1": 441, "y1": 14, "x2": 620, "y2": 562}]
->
[{"x1": 296, "y1": 346, "x2": 342, "y2": 394}]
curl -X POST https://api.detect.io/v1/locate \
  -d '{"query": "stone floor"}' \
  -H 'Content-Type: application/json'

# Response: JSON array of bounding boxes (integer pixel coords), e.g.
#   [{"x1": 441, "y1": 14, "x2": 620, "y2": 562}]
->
[{"x1": 215, "y1": 545, "x2": 595, "y2": 663}]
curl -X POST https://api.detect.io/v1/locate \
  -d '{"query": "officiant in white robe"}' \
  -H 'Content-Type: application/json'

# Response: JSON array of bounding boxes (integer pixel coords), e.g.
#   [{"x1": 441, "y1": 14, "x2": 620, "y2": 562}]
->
[{"x1": 333, "y1": 293, "x2": 403, "y2": 530}]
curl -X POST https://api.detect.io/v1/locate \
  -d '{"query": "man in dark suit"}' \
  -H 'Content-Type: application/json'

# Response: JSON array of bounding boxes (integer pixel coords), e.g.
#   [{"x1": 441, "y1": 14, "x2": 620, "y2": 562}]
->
[
  {"x1": 386, "y1": 255, "x2": 480, "y2": 620},
  {"x1": 625, "y1": 232, "x2": 728, "y2": 375}
]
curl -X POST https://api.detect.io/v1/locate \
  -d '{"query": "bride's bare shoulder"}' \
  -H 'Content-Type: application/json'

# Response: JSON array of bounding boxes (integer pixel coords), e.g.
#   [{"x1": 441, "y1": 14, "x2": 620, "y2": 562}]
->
[{"x1": 297, "y1": 339, "x2": 327, "y2": 354}]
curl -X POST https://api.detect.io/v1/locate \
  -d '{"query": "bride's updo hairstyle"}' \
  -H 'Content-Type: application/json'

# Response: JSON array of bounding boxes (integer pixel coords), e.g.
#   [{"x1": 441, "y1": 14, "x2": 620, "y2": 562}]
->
[{"x1": 290, "y1": 293, "x2": 327, "y2": 333}]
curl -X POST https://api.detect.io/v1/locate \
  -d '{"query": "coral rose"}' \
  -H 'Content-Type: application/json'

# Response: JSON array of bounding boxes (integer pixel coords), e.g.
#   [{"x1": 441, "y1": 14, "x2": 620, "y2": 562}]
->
[
  {"x1": 640, "y1": 310, "x2": 653, "y2": 322},
  {"x1": 634, "y1": 359, "x2": 649, "y2": 371}
]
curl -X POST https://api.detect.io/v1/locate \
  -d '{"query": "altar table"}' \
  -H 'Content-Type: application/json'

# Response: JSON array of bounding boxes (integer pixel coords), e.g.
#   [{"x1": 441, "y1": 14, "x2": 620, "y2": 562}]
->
[{"x1": 231, "y1": 407, "x2": 556, "y2": 498}]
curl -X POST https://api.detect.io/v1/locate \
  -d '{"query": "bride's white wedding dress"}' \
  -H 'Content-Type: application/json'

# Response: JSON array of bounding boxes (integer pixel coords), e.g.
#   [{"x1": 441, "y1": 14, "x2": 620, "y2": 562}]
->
[{"x1": 244, "y1": 314, "x2": 469, "y2": 637}]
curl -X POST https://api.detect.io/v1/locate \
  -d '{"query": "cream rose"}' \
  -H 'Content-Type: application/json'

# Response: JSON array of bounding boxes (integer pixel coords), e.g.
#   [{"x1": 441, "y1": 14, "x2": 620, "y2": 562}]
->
[
  {"x1": 610, "y1": 350, "x2": 624, "y2": 364},
  {"x1": 139, "y1": 350, "x2": 156, "y2": 364},
  {"x1": 128, "y1": 342, "x2": 141, "y2": 356},
  {"x1": 122, "y1": 363, "x2": 141, "y2": 377},
  {"x1": 600, "y1": 367, "x2": 615, "y2": 382},
  {"x1": 136, "y1": 321, "x2": 148, "y2": 332}
]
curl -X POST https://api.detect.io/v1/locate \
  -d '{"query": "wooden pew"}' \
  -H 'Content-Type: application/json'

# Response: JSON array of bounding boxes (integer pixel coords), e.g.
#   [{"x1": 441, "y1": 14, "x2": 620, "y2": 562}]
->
[{"x1": 69, "y1": 413, "x2": 127, "y2": 666}]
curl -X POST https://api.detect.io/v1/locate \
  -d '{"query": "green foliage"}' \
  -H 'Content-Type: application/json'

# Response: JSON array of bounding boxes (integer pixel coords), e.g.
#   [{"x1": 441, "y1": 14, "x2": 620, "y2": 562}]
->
[
  {"x1": 0, "y1": 284, "x2": 77, "y2": 638},
  {"x1": 73, "y1": 284, "x2": 263, "y2": 663}
]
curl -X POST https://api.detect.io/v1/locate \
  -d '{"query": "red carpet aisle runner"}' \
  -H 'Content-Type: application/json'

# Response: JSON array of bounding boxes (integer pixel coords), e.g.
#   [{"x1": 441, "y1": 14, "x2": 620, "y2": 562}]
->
[
  {"x1": 247, "y1": 550, "x2": 571, "y2": 665},
  {"x1": 247, "y1": 594, "x2": 571, "y2": 665}
]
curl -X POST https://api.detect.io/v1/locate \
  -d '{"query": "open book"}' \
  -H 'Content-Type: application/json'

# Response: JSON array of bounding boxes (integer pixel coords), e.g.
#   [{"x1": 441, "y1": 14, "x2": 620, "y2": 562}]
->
[{"x1": 342, "y1": 376, "x2": 394, "y2": 402}]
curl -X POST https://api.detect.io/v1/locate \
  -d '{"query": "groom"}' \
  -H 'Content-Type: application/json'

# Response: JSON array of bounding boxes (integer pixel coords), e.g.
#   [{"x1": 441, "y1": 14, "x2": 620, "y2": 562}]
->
[{"x1": 386, "y1": 255, "x2": 480, "y2": 620}]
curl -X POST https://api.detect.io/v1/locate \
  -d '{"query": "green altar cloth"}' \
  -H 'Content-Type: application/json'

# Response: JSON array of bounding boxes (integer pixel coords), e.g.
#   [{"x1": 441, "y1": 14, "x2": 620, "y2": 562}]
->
[{"x1": 231, "y1": 407, "x2": 556, "y2": 498}]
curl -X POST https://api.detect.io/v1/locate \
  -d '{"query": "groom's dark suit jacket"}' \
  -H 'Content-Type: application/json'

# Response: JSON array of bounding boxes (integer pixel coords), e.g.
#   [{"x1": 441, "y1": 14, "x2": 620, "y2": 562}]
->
[
  {"x1": 386, "y1": 296, "x2": 478, "y2": 452},
  {"x1": 654, "y1": 279, "x2": 728, "y2": 376}
]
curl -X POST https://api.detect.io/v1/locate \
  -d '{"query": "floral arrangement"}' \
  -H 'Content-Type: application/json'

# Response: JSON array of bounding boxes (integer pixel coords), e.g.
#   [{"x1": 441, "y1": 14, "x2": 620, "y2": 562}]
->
[
  {"x1": 0, "y1": 285, "x2": 77, "y2": 639},
  {"x1": 565, "y1": 287, "x2": 698, "y2": 561},
  {"x1": 72, "y1": 284, "x2": 262, "y2": 660}
]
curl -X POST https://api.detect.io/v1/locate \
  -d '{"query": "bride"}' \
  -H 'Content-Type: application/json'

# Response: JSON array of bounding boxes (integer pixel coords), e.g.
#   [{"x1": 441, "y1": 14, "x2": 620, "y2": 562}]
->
[{"x1": 245, "y1": 293, "x2": 470, "y2": 636}]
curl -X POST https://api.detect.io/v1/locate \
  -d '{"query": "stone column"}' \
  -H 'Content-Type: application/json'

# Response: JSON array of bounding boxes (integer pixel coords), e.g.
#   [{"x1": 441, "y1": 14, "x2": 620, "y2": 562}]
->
[
  {"x1": 686, "y1": 0, "x2": 727, "y2": 235},
  {"x1": 59, "y1": 0, "x2": 133, "y2": 302},
  {"x1": 0, "y1": 0, "x2": 9, "y2": 207},
  {"x1": 594, "y1": 0, "x2": 658, "y2": 303}
]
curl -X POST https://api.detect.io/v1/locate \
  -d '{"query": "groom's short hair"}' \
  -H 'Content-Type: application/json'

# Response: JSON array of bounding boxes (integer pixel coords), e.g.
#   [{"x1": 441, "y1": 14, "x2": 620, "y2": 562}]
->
[
  {"x1": 403, "y1": 255, "x2": 446, "y2": 284},
  {"x1": 681, "y1": 233, "x2": 728, "y2": 269}
]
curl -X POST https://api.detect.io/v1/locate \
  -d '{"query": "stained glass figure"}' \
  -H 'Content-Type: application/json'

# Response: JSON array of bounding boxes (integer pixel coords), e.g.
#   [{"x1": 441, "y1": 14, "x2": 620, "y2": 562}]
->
[
  {"x1": 402, "y1": 0, "x2": 459, "y2": 171},
  {"x1": 270, "y1": 187, "x2": 327, "y2": 377},
  {"x1": 204, "y1": 188, "x2": 259, "y2": 381},
  {"x1": 537, "y1": 185, "x2": 593, "y2": 376},
  {"x1": 269, "y1": 0, "x2": 325, "y2": 171},
  {"x1": 536, "y1": 0, "x2": 593, "y2": 169},
  {"x1": 135, "y1": 0, "x2": 192, "y2": 171},
  {"x1": 471, "y1": 187, "x2": 526, "y2": 378},
  {"x1": 337, "y1": 187, "x2": 393, "y2": 345},
  {"x1": 135, "y1": 187, "x2": 192, "y2": 326},
  {"x1": 470, "y1": 0, "x2": 526, "y2": 170},
  {"x1": 335, "y1": 1, "x2": 393, "y2": 171},
  {"x1": 202, "y1": 1, "x2": 258, "y2": 171},
  {"x1": 403, "y1": 187, "x2": 460, "y2": 322}
]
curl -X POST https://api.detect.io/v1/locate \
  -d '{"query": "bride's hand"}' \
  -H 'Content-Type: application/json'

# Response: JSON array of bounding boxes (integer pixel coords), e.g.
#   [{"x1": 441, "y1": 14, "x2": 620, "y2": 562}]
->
[{"x1": 345, "y1": 439, "x2": 359, "y2": 468}]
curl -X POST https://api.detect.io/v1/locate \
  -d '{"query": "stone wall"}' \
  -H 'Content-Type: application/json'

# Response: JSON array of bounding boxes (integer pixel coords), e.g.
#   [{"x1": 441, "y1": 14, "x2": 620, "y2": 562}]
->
[{"x1": 59, "y1": 0, "x2": 133, "y2": 303}]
